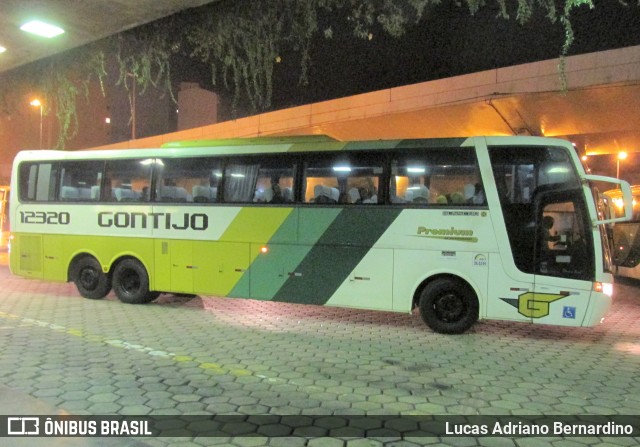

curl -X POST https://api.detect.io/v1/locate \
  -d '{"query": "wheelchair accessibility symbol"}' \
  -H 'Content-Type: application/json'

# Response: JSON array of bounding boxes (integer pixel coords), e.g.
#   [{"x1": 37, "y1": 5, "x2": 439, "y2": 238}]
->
[{"x1": 563, "y1": 306, "x2": 576, "y2": 319}]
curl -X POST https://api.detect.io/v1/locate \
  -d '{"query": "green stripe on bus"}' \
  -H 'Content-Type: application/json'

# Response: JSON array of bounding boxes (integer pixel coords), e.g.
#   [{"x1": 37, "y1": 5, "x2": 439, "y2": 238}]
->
[
  {"x1": 228, "y1": 208, "x2": 341, "y2": 299},
  {"x1": 216, "y1": 207, "x2": 293, "y2": 296},
  {"x1": 219, "y1": 207, "x2": 293, "y2": 245},
  {"x1": 272, "y1": 208, "x2": 402, "y2": 305}
]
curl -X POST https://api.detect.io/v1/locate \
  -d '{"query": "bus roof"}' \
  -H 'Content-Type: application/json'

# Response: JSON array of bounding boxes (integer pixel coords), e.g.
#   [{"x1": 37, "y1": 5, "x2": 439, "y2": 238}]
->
[
  {"x1": 12, "y1": 135, "x2": 573, "y2": 163},
  {"x1": 161, "y1": 135, "x2": 338, "y2": 147}
]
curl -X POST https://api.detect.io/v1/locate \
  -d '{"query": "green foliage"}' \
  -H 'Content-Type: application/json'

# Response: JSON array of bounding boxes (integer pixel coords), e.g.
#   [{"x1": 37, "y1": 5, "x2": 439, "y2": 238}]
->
[
  {"x1": 114, "y1": 19, "x2": 181, "y2": 115},
  {"x1": 188, "y1": 0, "x2": 320, "y2": 113},
  {"x1": 0, "y1": 0, "x2": 624, "y2": 148},
  {"x1": 0, "y1": 45, "x2": 107, "y2": 149}
]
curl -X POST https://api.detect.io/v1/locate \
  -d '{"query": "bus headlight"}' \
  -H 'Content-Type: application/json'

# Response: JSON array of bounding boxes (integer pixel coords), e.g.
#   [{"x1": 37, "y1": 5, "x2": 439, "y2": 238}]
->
[{"x1": 594, "y1": 282, "x2": 613, "y2": 297}]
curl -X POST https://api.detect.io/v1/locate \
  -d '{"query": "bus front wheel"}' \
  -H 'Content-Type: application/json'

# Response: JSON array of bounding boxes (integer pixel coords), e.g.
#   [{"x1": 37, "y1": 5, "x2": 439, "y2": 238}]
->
[
  {"x1": 74, "y1": 256, "x2": 111, "y2": 300},
  {"x1": 112, "y1": 259, "x2": 158, "y2": 304},
  {"x1": 419, "y1": 278, "x2": 478, "y2": 334}
]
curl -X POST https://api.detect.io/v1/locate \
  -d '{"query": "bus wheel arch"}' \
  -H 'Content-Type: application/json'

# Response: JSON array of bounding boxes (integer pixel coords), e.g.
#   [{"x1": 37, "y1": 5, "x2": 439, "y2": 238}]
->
[
  {"x1": 69, "y1": 254, "x2": 112, "y2": 300},
  {"x1": 414, "y1": 274, "x2": 479, "y2": 334},
  {"x1": 111, "y1": 257, "x2": 159, "y2": 304}
]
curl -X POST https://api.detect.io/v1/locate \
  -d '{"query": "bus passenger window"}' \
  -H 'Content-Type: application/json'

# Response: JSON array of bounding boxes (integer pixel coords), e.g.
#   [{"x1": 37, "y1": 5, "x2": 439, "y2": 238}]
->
[
  {"x1": 156, "y1": 157, "x2": 221, "y2": 203},
  {"x1": 224, "y1": 162, "x2": 259, "y2": 203},
  {"x1": 251, "y1": 157, "x2": 296, "y2": 204},
  {"x1": 391, "y1": 148, "x2": 482, "y2": 206},
  {"x1": 104, "y1": 159, "x2": 151, "y2": 202},
  {"x1": 19, "y1": 163, "x2": 58, "y2": 202},
  {"x1": 59, "y1": 161, "x2": 103, "y2": 202},
  {"x1": 304, "y1": 155, "x2": 381, "y2": 205}
]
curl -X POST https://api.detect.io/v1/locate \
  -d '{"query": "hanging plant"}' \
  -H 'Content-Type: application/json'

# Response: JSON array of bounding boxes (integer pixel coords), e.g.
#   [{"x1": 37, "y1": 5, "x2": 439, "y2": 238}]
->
[
  {"x1": 187, "y1": 0, "x2": 321, "y2": 114},
  {"x1": 0, "y1": 44, "x2": 107, "y2": 149},
  {"x1": 112, "y1": 17, "x2": 184, "y2": 121}
]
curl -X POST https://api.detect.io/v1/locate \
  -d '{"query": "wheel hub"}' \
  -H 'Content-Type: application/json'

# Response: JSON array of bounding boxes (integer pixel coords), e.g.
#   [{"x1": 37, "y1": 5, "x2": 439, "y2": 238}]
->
[
  {"x1": 79, "y1": 268, "x2": 98, "y2": 290},
  {"x1": 435, "y1": 293, "x2": 464, "y2": 321}
]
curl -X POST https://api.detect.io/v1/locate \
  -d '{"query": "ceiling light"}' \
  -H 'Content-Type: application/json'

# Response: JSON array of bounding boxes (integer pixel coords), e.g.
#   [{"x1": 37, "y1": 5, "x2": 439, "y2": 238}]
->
[
  {"x1": 0, "y1": 46, "x2": 6, "y2": 53},
  {"x1": 332, "y1": 166, "x2": 351, "y2": 172},
  {"x1": 20, "y1": 20, "x2": 65, "y2": 38}
]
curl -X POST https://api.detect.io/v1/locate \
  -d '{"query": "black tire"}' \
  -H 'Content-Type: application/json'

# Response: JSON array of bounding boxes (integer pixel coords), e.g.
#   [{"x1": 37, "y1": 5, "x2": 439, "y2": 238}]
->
[
  {"x1": 419, "y1": 278, "x2": 479, "y2": 334},
  {"x1": 112, "y1": 259, "x2": 157, "y2": 304},
  {"x1": 73, "y1": 256, "x2": 111, "y2": 299}
]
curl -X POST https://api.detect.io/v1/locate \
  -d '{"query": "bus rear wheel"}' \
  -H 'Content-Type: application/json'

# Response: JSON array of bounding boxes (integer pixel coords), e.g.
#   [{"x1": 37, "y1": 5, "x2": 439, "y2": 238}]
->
[
  {"x1": 112, "y1": 259, "x2": 158, "y2": 304},
  {"x1": 419, "y1": 278, "x2": 478, "y2": 334},
  {"x1": 74, "y1": 256, "x2": 111, "y2": 299}
]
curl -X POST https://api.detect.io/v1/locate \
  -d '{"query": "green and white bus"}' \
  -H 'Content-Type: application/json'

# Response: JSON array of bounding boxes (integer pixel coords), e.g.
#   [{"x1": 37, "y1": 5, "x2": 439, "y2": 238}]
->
[{"x1": 9, "y1": 135, "x2": 633, "y2": 333}]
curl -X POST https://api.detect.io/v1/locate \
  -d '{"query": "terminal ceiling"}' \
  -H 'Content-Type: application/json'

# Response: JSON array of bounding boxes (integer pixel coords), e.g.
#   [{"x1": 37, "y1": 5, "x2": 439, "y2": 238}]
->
[
  {"x1": 0, "y1": 0, "x2": 219, "y2": 73},
  {"x1": 0, "y1": 1, "x2": 638, "y2": 157},
  {"x1": 287, "y1": 83, "x2": 640, "y2": 157}
]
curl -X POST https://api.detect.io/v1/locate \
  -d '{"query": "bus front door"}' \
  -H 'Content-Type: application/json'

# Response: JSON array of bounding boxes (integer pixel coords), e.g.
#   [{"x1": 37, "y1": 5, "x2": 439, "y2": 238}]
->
[{"x1": 531, "y1": 190, "x2": 595, "y2": 327}]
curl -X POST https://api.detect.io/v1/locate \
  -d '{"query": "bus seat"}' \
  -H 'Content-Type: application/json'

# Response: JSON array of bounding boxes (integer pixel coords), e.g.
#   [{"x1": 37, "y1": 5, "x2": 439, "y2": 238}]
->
[
  {"x1": 77, "y1": 187, "x2": 92, "y2": 200},
  {"x1": 159, "y1": 186, "x2": 176, "y2": 201},
  {"x1": 61, "y1": 186, "x2": 79, "y2": 200},
  {"x1": 410, "y1": 184, "x2": 429, "y2": 203},
  {"x1": 330, "y1": 188, "x2": 339, "y2": 202},
  {"x1": 254, "y1": 187, "x2": 273, "y2": 202},
  {"x1": 174, "y1": 187, "x2": 188, "y2": 202},
  {"x1": 91, "y1": 185, "x2": 101, "y2": 200},
  {"x1": 451, "y1": 192, "x2": 465, "y2": 204},
  {"x1": 363, "y1": 194, "x2": 377, "y2": 204},
  {"x1": 313, "y1": 184, "x2": 324, "y2": 200},
  {"x1": 314, "y1": 185, "x2": 336, "y2": 204},
  {"x1": 263, "y1": 187, "x2": 274, "y2": 202},
  {"x1": 464, "y1": 184, "x2": 475, "y2": 202},
  {"x1": 403, "y1": 190, "x2": 414, "y2": 202},
  {"x1": 114, "y1": 188, "x2": 136, "y2": 201},
  {"x1": 192, "y1": 185, "x2": 217, "y2": 202},
  {"x1": 281, "y1": 187, "x2": 293, "y2": 202},
  {"x1": 348, "y1": 188, "x2": 360, "y2": 203}
]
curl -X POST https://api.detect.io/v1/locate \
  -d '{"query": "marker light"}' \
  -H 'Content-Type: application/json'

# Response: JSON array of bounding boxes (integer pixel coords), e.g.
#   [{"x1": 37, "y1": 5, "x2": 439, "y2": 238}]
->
[{"x1": 20, "y1": 20, "x2": 65, "y2": 38}]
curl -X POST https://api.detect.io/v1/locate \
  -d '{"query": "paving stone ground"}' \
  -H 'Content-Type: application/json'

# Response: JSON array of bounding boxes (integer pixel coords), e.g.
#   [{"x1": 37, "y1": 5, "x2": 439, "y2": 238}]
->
[{"x1": 0, "y1": 253, "x2": 639, "y2": 446}]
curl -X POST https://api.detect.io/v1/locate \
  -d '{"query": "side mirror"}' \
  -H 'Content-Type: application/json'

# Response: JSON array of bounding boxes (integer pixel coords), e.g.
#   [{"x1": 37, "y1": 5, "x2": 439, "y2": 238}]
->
[{"x1": 585, "y1": 175, "x2": 633, "y2": 225}]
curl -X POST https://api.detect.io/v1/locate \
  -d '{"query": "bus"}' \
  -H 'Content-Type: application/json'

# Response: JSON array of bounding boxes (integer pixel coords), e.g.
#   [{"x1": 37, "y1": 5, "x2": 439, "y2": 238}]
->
[
  {"x1": 604, "y1": 185, "x2": 640, "y2": 280},
  {"x1": 0, "y1": 186, "x2": 8, "y2": 250},
  {"x1": 9, "y1": 135, "x2": 633, "y2": 334}
]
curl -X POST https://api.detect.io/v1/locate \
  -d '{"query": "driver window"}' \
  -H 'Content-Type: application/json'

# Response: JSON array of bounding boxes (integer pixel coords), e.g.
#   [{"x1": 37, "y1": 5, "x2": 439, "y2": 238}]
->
[{"x1": 536, "y1": 200, "x2": 592, "y2": 280}]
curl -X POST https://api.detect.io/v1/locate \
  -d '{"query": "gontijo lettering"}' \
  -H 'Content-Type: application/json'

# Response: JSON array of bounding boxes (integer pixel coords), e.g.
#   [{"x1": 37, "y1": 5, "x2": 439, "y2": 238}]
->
[{"x1": 98, "y1": 212, "x2": 208, "y2": 230}]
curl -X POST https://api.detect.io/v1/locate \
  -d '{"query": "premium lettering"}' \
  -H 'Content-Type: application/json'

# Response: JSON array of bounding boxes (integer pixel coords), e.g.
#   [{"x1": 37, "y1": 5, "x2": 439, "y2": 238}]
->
[{"x1": 417, "y1": 226, "x2": 474, "y2": 237}]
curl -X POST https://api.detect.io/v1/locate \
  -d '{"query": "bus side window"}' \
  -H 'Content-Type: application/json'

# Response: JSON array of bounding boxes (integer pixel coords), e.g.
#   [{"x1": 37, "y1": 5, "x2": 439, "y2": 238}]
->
[
  {"x1": 304, "y1": 154, "x2": 381, "y2": 205},
  {"x1": 224, "y1": 162, "x2": 260, "y2": 203},
  {"x1": 391, "y1": 148, "x2": 481, "y2": 206},
  {"x1": 58, "y1": 161, "x2": 103, "y2": 202},
  {"x1": 18, "y1": 163, "x2": 58, "y2": 202},
  {"x1": 104, "y1": 159, "x2": 151, "y2": 202},
  {"x1": 156, "y1": 157, "x2": 221, "y2": 204},
  {"x1": 251, "y1": 157, "x2": 296, "y2": 204}
]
